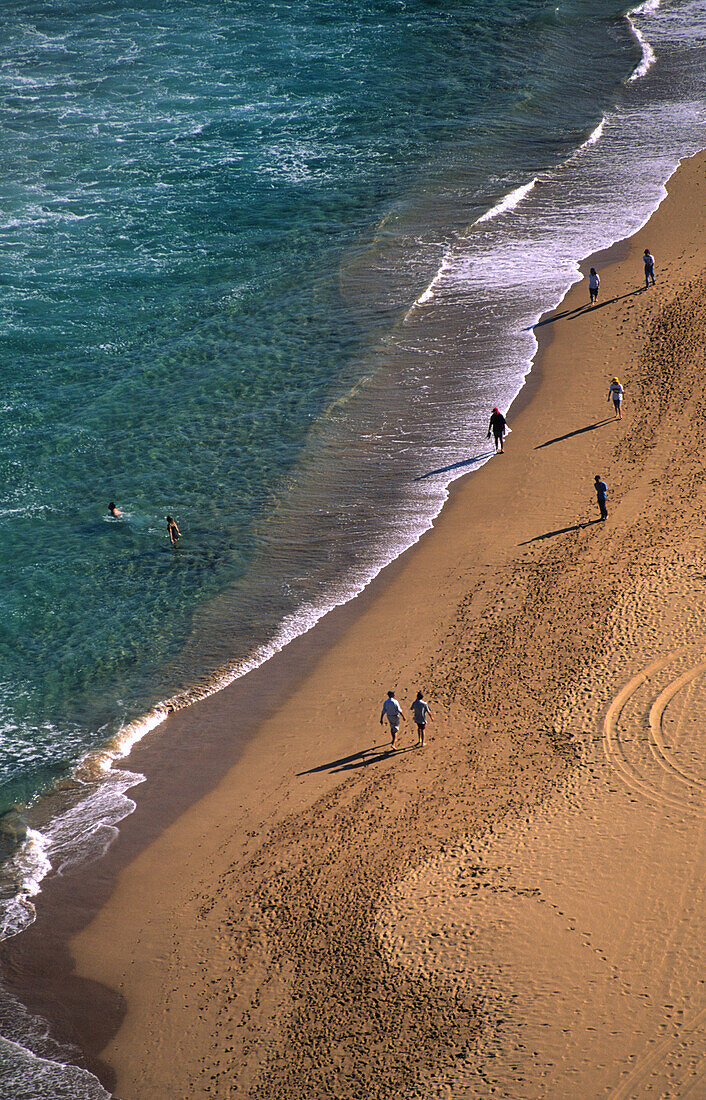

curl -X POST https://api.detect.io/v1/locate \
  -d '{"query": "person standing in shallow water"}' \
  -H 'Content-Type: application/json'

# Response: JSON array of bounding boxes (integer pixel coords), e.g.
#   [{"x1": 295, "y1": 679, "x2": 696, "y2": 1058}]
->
[
  {"x1": 588, "y1": 267, "x2": 600, "y2": 305},
  {"x1": 594, "y1": 475, "x2": 608, "y2": 521},
  {"x1": 643, "y1": 248, "x2": 656, "y2": 287},
  {"x1": 380, "y1": 690, "x2": 404, "y2": 749},
  {"x1": 166, "y1": 514, "x2": 181, "y2": 546},
  {"x1": 487, "y1": 407, "x2": 507, "y2": 453},
  {"x1": 410, "y1": 690, "x2": 432, "y2": 748}
]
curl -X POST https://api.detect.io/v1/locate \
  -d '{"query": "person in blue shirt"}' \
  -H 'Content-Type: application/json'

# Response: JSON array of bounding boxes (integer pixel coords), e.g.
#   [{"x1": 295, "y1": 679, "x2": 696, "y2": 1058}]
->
[{"x1": 594, "y1": 475, "x2": 608, "y2": 520}]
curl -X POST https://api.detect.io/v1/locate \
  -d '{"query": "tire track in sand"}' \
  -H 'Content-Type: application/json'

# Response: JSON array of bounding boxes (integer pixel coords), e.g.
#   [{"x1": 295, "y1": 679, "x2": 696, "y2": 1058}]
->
[
  {"x1": 602, "y1": 650, "x2": 705, "y2": 812},
  {"x1": 608, "y1": 1004, "x2": 706, "y2": 1100}
]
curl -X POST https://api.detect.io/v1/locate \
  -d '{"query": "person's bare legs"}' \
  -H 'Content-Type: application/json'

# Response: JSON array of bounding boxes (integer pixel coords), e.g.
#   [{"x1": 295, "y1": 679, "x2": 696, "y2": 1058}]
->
[{"x1": 416, "y1": 723, "x2": 425, "y2": 748}]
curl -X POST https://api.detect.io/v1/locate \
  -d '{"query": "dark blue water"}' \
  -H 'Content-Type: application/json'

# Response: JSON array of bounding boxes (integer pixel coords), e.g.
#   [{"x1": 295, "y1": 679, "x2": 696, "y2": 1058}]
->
[{"x1": 1, "y1": 0, "x2": 706, "y2": 1092}]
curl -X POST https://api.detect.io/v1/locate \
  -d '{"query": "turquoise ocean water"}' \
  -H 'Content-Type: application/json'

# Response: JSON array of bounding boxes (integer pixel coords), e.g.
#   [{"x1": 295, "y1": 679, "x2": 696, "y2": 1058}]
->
[{"x1": 1, "y1": 0, "x2": 705, "y2": 1094}]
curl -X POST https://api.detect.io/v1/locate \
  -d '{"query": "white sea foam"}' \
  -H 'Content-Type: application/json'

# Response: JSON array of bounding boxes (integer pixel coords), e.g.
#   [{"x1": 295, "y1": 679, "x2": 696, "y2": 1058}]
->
[
  {"x1": 475, "y1": 178, "x2": 538, "y2": 224},
  {"x1": 0, "y1": 1034, "x2": 111, "y2": 1100},
  {"x1": 404, "y1": 254, "x2": 451, "y2": 318},
  {"x1": 631, "y1": 0, "x2": 663, "y2": 14},
  {"x1": 628, "y1": 21, "x2": 657, "y2": 80},
  {"x1": 0, "y1": 707, "x2": 166, "y2": 941},
  {"x1": 88, "y1": 705, "x2": 168, "y2": 772},
  {"x1": 626, "y1": 0, "x2": 662, "y2": 82},
  {"x1": 0, "y1": 830, "x2": 51, "y2": 941},
  {"x1": 0, "y1": 770, "x2": 144, "y2": 940},
  {"x1": 405, "y1": 173, "x2": 544, "y2": 321},
  {"x1": 578, "y1": 118, "x2": 606, "y2": 150}
]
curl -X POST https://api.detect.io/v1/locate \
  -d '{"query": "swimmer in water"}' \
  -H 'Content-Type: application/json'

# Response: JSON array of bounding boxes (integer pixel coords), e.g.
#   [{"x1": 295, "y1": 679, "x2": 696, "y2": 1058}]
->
[
  {"x1": 166, "y1": 514, "x2": 181, "y2": 546},
  {"x1": 108, "y1": 502, "x2": 123, "y2": 518}
]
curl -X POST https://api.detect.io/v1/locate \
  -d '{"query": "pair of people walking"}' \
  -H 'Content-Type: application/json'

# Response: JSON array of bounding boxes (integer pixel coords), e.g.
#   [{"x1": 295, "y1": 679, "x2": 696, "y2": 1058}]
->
[
  {"x1": 587, "y1": 247, "x2": 655, "y2": 304},
  {"x1": 380, "y1": 689, "x2": 432, "y2": 748}
]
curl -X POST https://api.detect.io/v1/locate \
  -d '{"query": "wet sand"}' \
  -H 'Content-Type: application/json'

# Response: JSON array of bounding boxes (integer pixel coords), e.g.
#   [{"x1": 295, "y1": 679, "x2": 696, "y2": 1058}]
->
[{"x1": 5, "y1": 151, "x2": 706, "y2": 1097}]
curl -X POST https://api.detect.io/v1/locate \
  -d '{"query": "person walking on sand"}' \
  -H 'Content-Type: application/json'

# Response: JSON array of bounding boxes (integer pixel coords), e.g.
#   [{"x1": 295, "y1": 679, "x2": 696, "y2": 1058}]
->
[
  {"x1": 487, "y1": 407, "x2": 507, "y2": 453},
  {"x1": 166, "y1": 514, "x2": 181, "y2": 546},
  {"x1": 643, "y1": 248, "x2": 655, "y2": 288},
  {"x1": 380, "y1": 690, "x2": 404, "y2": 748},
  {"x1": 607, "y1": 376, "x2": 624, "y2": 419},
  {"x1": 588, "y1": 267, "x2": 600, "y2": 305},
  {"x1": 594, "y1": 475, "x2": 608, "y2": 521},
  {"x1": 410, "y1": 690, "x2": 432, "y2": 748}
]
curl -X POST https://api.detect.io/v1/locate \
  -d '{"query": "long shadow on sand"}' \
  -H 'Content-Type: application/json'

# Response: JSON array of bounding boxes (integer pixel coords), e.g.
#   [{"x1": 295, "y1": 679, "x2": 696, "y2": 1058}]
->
[
  {"x1": 297, "y1": 744, "x2": 415, "y2": 776},
  {"x1": 519, "y1": 518, "x2": 603, "y2": 545},
  {"x1": 535, "y1": 417, "x2": 615, "y2": 449},
  {"x1": 415, "y1": 450, "x2": 494, "y2": 481},
  {"x1": 530, "y1": 288, "x2": 642, "y2": 329}
]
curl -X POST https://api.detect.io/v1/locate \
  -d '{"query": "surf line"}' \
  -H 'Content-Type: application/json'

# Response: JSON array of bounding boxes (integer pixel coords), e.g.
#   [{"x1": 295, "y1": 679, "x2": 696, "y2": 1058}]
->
[
  {"x1": 625, "y1": 0, "x2": 661, "y2": 83},
  {"x1": 403, "y1": 176, "x2": 541, "y2": 324}
]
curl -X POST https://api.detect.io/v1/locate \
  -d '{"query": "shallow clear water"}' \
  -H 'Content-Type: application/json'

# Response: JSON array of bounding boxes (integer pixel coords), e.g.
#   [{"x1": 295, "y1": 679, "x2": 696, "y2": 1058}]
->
[{"x1": 1, "y1": 0, "x2": 706, "y2": 1092}]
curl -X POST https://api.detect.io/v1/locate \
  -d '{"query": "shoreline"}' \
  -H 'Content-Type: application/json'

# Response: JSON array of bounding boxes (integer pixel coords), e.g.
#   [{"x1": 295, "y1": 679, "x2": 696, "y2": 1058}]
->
[
  {"x1": 3, "y1": 149, "x2": 704, "y2": 1095},
  {"x1": 1, "y1": 0, "x2": 697, "y2": 972},
  {"x1": 0, "y1": 136, "x2": 656, "y2": 952}
]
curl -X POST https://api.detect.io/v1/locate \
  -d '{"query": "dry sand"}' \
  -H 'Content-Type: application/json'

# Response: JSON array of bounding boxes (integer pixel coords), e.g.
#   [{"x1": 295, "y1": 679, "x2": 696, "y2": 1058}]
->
[{"x1": 25, "y1": 152, "x2": 706, "y2": 1097}]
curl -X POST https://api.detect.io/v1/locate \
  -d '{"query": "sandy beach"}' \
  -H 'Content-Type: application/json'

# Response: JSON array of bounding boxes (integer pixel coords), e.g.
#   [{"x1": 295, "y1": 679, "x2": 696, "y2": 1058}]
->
[{"x1": 4, "y1": 151, "x2": 706, "y2": 1098}]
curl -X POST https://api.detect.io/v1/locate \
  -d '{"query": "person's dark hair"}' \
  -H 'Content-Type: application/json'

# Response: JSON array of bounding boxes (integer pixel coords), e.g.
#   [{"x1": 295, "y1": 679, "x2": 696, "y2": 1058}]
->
[
  {"x1": 109, "y1": 502, "x2": 116, "y2": 511},
  {"x1": 166, "y1": 514, "x2": 173, "y2": 523},
  {"x1": 590, "y1": 267, "x2": 596, "y2": 275},
  {"x1": 387, "y1": 690, "x2": 395, "y2": 698},
  {"x1": 594, "y1": 474, "x2": 601, "y2": 481},
  {"x1": 416, "y1": 690, "x2": 423, "y2": 700}
]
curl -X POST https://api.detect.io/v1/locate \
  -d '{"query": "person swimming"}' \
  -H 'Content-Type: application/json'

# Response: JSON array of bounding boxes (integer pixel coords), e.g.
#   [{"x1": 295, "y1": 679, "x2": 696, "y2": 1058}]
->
[
  {"x1": 166, "y1": 514, "x2": 181, "y2": 546},
  {"x1": 108, "y1": 502, "x2": 123, "y2": 518}
]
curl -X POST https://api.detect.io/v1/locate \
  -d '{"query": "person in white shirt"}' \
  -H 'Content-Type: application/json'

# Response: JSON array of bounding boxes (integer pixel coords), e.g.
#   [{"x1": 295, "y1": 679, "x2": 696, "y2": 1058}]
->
[
  {"x1": 410, "y1": 691, "x2": 432, "y2": 748},
  {"x1": 588, "y1": 267, "x2": 600, "y2": 305},
  {"x1": 643, "y1": 248, "x2": 655, "y2": 287},
  {"x1": 380, "y1": 691, "x2": 404, "y2": 748},
  {"x1": 607, "y1": 376, "x2": 624, "y2": 419}
]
